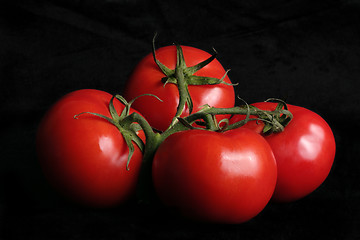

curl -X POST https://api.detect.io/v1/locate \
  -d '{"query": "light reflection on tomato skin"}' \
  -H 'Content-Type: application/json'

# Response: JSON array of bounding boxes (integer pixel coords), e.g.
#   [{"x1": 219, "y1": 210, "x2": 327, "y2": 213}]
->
[
  {"x1": 230, "y1": 103, "x2": 336, "y2": 202},
  {"x1": 262, "y1": 104, "x2": 335, "y2": 202}
]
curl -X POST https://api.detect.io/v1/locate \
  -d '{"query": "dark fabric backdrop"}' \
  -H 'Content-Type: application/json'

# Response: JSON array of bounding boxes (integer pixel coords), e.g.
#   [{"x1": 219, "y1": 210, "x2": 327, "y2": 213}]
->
[{"x1": 1, "y1": 0, "x2": 359, "y2": 239}]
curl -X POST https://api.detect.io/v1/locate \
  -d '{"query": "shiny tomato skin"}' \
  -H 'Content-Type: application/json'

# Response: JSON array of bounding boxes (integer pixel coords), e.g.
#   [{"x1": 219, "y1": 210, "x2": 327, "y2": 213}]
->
[
  {"x1": 230, "y1": 102, "x2": 336, "y2": 202},
  {"x1": 36, "y1": 89, "x2": 143, "y2": 207},
  {"x1": 152, "y1": 128, "x2": 277, "y2": 223},
  {"x1": 123, "y1": 45, "x2": 235, "y2": 131}
]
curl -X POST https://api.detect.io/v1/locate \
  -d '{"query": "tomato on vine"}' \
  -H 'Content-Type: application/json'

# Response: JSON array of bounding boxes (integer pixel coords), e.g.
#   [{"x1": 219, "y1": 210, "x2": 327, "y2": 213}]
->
[
  {"x1": 230, "y1": 102, "x2": 336, "y2": 202},
  {"x1": 36, "y1": 89, "x2": 144, "y2": 207},
  {"x1": 152, "y1": 128, "x2": 277, "y2": 223}
]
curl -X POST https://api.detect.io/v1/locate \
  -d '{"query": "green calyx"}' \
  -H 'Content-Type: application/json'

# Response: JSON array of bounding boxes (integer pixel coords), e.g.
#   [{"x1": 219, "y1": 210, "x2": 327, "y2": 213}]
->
[
  {"x1": 74, "y1": 94, "x2": 160, "y2": 170},
  {"x1": 152, "y1": 34, "x2": 235, "y2": 128},
  {"x1": 260, "y1": 98, "x2": 293, "y2": 135},
  {"x1": 154, "y1": 44, "x2": 231, "y2": 88}
]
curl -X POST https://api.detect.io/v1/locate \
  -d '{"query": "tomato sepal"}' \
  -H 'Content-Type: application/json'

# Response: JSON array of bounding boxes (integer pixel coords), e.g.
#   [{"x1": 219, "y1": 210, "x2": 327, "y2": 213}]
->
[
  {"x1": 151, "y1": 35, "x2": 237, "y2": 130},
  {"x1": 73, "y1": 94, "x2": 159, "y2": 170}
]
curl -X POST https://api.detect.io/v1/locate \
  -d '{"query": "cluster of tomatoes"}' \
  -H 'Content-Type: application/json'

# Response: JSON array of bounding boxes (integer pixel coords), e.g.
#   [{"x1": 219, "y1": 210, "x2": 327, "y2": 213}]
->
[{"x1": 36, "y1": 40, "x2": 336, "y2": 224}]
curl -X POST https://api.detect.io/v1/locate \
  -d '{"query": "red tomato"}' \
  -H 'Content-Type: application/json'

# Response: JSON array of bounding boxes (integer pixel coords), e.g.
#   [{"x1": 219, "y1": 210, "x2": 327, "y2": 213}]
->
[
  {"x1": 123, "y1": 45, "x2": 235, "y2": 131},
  {"x1": 152, "y1": 128, "x2": 277, "y2": 223},
  {"x1": 230, "y1": 102, "x2": 336, "y2": 202},
  {"x1": 36, "y1": 89, "x2": 144, "y2": 207}
]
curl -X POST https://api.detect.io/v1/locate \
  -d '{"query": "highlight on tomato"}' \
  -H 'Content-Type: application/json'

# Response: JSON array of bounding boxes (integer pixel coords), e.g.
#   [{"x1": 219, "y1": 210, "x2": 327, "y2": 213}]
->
[
  {"x1": 36, "y1": 89, "x2": 144, "y2": 207},
  {"x1": 230, "y1": 102, "x2": 336, "y2": 202},
  {"x1": 152, "y1": 128, "x2": 277, "y2": 224}
]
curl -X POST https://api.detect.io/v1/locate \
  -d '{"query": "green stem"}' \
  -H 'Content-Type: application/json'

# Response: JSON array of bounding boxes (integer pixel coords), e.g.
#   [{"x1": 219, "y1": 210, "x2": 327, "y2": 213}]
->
[
  {"x1": 173, "y1": 61, "x2": 188, "y2": 120},
  {"x1": 123, "y1": 112, "x2": 156, "y2": 141},
  {"x1": 204, "y1": 114, "x2": 218, "y2": 131},
  {"x1": 183, "y1": 105, "x2": 292, "y2": 132},
  {"x1": 136, "y1": 132, "x2": 162, "y2": 204},
  {"x1": 167, "y1": 45, "x2": 193, "y2": 130}
]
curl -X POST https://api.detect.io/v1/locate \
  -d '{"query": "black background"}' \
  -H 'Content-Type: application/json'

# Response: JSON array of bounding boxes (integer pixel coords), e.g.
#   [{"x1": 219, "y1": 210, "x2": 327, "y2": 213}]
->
[{"x1": 1, "y1": 0, "x2": 360, "y2": 239}]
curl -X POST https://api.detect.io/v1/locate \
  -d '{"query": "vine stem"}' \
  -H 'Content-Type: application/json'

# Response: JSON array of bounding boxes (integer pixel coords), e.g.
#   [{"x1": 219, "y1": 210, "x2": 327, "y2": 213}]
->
[{"x1": 167, "y1": 45, "x2": 192, "y2": 130}]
